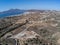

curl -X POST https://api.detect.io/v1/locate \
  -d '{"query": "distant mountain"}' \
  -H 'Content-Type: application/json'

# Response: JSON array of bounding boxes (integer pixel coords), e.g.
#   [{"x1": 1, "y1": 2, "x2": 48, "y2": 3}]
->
[
  {"x1": 0, "y1": 9, "x2": 26, "y2": 18},
  {"x1": 0, "y1": 9, "x2": 54, "y2": 18}
]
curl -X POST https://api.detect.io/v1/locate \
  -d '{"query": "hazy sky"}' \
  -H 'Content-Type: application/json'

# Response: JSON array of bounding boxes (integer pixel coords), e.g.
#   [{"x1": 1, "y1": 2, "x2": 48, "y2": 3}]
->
[{"x1": 0, "y1": 0, "x2": 60, "y2": 11}]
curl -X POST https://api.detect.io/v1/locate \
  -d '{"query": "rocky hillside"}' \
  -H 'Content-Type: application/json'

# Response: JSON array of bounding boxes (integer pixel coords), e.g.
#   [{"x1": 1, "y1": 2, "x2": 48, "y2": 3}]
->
[{"x1": 0, "y1": 10, "x2": 60, "y2": 45}]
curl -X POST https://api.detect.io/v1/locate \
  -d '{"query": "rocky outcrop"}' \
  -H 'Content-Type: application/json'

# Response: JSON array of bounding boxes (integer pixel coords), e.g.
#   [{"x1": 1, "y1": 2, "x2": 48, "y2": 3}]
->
[{"x1": 8, "y1": 31, "x2": 50, "y2": 45}]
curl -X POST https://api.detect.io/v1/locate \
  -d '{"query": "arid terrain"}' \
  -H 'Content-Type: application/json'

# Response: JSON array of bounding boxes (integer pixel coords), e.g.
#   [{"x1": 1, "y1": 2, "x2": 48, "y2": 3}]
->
[{"x1": 0, "y1": 10, "x2": 60, "y2": 45}]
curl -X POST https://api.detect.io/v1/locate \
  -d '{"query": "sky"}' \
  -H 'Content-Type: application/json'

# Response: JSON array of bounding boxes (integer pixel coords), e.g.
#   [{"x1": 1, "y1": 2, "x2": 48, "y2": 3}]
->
[{"x1": 0, "y1": 0, "x2": 60, "y2": 11}]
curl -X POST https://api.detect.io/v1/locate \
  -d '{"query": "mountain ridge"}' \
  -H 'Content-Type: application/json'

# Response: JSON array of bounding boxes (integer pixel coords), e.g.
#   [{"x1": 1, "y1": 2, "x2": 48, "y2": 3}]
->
[
  {"x1": 0, "y1": 9, "x2": 58, "y2": 18},
  {"x1": 0, "y1": 9, "x2": 26, "y2": 18}
]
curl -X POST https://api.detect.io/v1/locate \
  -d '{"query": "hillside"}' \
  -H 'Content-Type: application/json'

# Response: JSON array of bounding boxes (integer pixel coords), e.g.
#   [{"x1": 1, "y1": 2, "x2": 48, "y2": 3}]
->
[{"x1": 0, "y1": 10, "x2": 60, "y2": 45}]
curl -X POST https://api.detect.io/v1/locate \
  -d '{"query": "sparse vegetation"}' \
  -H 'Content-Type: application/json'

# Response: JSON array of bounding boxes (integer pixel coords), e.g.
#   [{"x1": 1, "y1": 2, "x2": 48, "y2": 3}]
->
[{"x1": 0, "y1": 10, "x2": 60, "y2": 45}]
